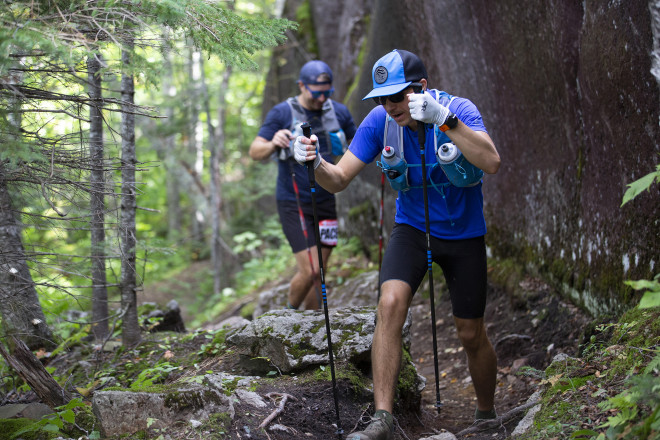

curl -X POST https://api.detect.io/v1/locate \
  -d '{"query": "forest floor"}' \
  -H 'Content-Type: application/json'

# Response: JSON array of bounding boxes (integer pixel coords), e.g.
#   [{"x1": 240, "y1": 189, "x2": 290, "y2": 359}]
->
[
  {"x1": 137, "y1": 258, "x2": 593, "y2": 439},
  {"x1": 1, "y1": 257, "x2": 596, "y2": 440}
]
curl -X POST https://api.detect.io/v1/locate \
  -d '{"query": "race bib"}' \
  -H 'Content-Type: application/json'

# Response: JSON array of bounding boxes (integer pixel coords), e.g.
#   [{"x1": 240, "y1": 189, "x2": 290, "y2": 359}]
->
[{"x1": 319, "y1": 219, "x2": 338, "y2": 246}]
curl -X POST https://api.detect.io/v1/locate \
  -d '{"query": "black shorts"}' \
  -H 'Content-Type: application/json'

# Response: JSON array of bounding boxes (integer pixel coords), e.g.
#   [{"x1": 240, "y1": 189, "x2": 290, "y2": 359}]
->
[
  {"x1": 380, "y1": 223, "x2": 488, "y2": 319},
  {"x1": 277, "y1": 199, "x2": 338, "y2": 253}
]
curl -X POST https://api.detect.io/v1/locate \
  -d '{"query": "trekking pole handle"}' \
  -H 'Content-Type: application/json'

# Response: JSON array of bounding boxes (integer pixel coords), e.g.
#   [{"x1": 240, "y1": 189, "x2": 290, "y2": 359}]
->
[
  {"x1": 411, "y1": 83, "x2": 426, "y2": 147},
  {"x1": 302, "y1": 123, "x2": 315, "y2": 184}
]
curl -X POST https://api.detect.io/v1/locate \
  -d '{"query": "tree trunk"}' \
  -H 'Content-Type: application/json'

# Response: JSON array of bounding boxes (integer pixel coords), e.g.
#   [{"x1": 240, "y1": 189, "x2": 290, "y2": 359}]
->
[
  {"x1": 161, "y1": 41, "x2": 182, "y2": 238},
  {"x1": 201, "y1": 58, "x2": 232, "y2": 296},
  {"x1": 120, "y1": 38, "x2": 140, "y2": 347},
  {"x1": 87, "y1": 52, "x2": 109, "y2": 341},
  {"x1": 0, "y1": 336, "x2": 70, "y2": 408},
  {"x1": 0, "y1": 88, "x2": 55, "y2": 350},
  {"x1": 187, "y1": 46, "x2": 206, "y2": 252}
]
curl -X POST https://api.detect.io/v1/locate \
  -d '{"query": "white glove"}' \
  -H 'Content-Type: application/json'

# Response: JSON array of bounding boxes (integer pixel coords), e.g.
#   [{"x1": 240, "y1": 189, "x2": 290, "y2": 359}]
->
[
  {"x1": 408, "y1": 91, "x2": 452, "y2": 126},
  {"x1": 293, "y1": 135, "x2": 321, "y2": 169}
]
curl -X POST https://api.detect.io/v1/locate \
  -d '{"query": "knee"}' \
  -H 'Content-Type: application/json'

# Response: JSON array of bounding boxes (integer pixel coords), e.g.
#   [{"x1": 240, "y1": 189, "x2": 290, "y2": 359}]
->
[
  {"x1": 377, "y1": 288, "x2": 410, "y2": 327},
  {"x1": 298, "y1": 264, "x2": 318, "y2": 282},
  {"x1": 456, "y1": 320, "x2": 487, "y2": 353}
]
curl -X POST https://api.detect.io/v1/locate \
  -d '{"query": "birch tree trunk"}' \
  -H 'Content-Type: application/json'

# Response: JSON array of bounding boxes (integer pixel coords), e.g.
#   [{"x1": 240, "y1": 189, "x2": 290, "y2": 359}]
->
[
  {"x1": 87, "y1": 52, "x2": 109, "y2": 341},
  {"x1": 161, "y1": 41, "x2": 182, "y2": 238},
  {"x1": 120, "y1": 38, "x2": 140, "y2": 347},
  {"x1": 187, "y1": 47, "x2": 206, "y2": 252},
  {"x1": 0, "y1": 165, "x2": 55, "y2": 350}
]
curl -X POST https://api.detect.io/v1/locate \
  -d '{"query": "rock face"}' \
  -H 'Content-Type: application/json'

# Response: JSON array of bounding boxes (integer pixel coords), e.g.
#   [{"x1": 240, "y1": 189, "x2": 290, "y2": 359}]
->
[{"x1": 265, "y1": 0, "x2": 660, "y2": 316}]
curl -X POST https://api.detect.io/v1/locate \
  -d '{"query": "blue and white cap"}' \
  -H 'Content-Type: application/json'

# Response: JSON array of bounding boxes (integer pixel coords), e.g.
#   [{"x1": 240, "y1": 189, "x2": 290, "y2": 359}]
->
[{"x1": 362, "y1": 49, "x2": 428, "y2": 100}]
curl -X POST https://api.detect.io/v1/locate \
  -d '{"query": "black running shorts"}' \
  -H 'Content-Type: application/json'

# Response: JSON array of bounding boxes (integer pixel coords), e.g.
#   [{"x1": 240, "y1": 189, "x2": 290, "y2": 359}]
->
[
  {"x1": 277, "y1": 199, "x2": 338, "y2": 253},
  {"x1": 380, "y1": 223, "x2": 488, "y2": 319}
]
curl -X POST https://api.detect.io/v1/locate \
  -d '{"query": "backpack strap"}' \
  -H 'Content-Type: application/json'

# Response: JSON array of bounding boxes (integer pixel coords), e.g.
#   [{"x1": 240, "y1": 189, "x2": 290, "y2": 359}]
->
[{"x1": 286, "y1": 97, "x2": 343, "y2": 156}]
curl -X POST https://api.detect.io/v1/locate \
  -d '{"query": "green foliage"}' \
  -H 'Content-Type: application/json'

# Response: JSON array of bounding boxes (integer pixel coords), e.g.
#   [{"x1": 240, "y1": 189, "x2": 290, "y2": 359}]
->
[
  {"x1": 595, "y1": 366, "x2": 660, "y2": 439},
  {"x1": 232, "y1": 215, "x2": 294, "y2": 295},
  {"x1": 625, "y1": 275, "x2": 660, "y2": 310},
  {"x1": 130, "y1": 362, "x2": 181, "y2": 389},
  {"x1": 620, "y1": 163, "x2": 659, "y2": 310},
  {"x1": 197, "y1": 328, "x2": 230, "y2": 358},
  {"x1": 620, "y1": 163, "x2": 660, "y2": 207},
  {"x1": 524, "y1": 308, "x2": 660, "y2": 440},
  {"x1": 8, "y1": 398, "x2": 91, "y2": 440}
]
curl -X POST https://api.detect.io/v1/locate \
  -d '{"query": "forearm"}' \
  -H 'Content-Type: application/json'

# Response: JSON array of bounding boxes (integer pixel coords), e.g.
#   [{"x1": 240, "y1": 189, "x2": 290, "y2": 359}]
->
[
  {"x1": 313, "y1": 150, "x2": 365, "y2": 193},
  {"x1": 249, "y1": 137, "x2": 276, "y2": 161},
  {"x1": 314, "y1": 160, "x2": 350, "y2": 193},
  {"x1": 446, "y1": 123, "x2": 500, "y2": 174}
]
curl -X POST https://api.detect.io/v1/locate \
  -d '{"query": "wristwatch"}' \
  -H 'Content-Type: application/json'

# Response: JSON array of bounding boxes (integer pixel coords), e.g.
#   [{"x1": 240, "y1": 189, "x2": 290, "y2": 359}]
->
[{"x1": 439, "y1": 113, "x2": 458, "y2": 132}]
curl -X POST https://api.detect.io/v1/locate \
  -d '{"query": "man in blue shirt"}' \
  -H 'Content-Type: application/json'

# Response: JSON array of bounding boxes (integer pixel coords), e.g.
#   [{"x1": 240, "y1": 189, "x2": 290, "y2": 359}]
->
[
  {"x1": 294, "y1": 50, "x2": 501, "y2": 439},
  {"x1": 250, "y1": 60, "x2": 357, "y2": 310}
]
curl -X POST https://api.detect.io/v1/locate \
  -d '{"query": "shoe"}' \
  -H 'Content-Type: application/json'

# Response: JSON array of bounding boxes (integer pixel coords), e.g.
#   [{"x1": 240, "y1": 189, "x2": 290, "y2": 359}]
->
[
  {"x1": 475, "y1": 407, "x2": 497, "y2": 420},
  {"x1": 346, "y1": 410, "x2": 394, "y2": 440}
]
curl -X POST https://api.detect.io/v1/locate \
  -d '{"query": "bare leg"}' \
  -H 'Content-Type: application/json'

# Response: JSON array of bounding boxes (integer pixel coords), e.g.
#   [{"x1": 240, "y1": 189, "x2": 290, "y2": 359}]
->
[
  {"x1": 372, "y1": 280, "x2": 413, "y2": 413},
  {"x1": 454, "y1": 316, "x2": 497, "y2": 411},
  {"x1": 301, "y1": 246, "x2": 333, "y2": 310},
  {"x1": 289, "y1": 246, "x2": 333, "y2": 310}
]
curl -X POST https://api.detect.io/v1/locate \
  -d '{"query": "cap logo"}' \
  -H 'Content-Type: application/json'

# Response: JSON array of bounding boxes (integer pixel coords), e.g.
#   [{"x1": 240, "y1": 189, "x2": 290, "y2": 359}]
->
[{"x1": 374, "y1": 66, "x2": 388, "y2": 84}]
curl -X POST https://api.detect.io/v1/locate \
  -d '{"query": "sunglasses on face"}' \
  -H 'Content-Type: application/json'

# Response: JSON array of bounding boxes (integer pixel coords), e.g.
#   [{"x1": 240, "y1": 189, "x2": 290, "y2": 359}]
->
[
  {"x1": 305, "y1": 84, "x2": 334, "y2": 99},
  {"x1": 372, "y1": 90, "x2": 407, "y2": 106},
  {"x1": 372, "y1": 83, "x2": 423, "y2": 106}
]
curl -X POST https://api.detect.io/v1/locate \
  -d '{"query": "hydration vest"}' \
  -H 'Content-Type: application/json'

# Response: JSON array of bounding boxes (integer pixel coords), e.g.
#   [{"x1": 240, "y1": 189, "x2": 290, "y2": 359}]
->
[
  {"x1": 286, "y1": 97, "x2": 347, "y2": 158},
  {"x1": 380, "y1": 90, "x2": 481, "y2": 192}
]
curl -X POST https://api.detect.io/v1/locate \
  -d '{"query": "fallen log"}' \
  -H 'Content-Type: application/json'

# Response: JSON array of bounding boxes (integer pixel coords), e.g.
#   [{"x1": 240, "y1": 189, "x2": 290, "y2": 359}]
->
[{"x1": 0, "y1": 336, "x2": 71, "y2": 408}]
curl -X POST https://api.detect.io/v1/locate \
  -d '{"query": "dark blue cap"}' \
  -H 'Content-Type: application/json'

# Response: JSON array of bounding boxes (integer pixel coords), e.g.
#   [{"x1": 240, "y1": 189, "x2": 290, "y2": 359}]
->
[
  {"x1": 362, "y1": 49, "x2": 428, "y2": 100},
  {"x1": 299, "y1": 60, "x2": 333, "y2": 85}
]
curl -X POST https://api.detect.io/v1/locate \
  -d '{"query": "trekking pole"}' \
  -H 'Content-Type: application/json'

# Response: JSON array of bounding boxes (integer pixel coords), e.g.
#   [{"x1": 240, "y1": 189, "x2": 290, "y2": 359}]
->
[
  {"x1": 302, "y1": 122, "x2": 343, "y2": 438},
  {"x1": 288, "y1": 160, "x2": 323, "y2": 309},
  {"x1": 412, "y1": 83, "x2": 442, "y2": 413},
  {"x1": 377, "y1": 171, "x2": 385, "y2": 303}
]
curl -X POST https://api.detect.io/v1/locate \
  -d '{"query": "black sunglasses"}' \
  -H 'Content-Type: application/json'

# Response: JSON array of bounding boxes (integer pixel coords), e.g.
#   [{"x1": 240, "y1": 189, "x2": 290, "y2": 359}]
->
[
  {"x1": 372, "y1": 90, "x2": 406, "y2": 106},
  {"x1": 372, "y1": 83, "x2": 423, "y2": 106}
]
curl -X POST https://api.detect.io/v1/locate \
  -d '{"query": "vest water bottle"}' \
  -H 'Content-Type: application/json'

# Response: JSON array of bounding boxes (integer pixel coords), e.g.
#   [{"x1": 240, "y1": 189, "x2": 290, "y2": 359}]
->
[
  {"x1": 381, "y1": 146, "x2": 406, "y2": 179},
  {"x1": 435, "y1": 142, "x2": 484, "y2": 187},
  {"x1": 381, "y1": 146, "x2": 410, "y2": 192}
]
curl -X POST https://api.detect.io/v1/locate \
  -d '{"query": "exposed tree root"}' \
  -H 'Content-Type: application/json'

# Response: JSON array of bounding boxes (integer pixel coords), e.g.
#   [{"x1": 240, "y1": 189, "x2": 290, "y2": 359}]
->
[{"x1": 258, "y1": 392, "x2": 298, "y2": 429}]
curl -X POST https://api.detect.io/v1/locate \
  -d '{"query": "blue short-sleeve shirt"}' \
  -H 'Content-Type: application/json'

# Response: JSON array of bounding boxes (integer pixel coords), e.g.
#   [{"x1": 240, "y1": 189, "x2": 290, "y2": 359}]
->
[{"x1": 349, "y1": 90, "x2": 489, "y2": 240}]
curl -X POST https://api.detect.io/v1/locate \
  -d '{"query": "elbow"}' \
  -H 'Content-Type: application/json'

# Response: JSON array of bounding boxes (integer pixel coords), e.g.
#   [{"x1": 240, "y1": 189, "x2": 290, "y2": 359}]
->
[
  {"x1": 248, "y1": 144, "x2": 263, "y2": 161},
  {"x1": 484, "y1": 162, "x2": 500, "y2": 175},
  {"x1": 483, "y1": 155, "x2": 501, "y2": 175}
]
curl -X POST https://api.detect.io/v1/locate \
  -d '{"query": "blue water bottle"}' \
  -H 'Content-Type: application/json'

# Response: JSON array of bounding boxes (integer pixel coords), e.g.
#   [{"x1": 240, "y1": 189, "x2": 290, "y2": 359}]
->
[
  {"x1": 435, "y1": 142, "x2": 483, "y2": 187},
  {"x1": 381, "y1": 146, "x2": 409, "y2": 191}
]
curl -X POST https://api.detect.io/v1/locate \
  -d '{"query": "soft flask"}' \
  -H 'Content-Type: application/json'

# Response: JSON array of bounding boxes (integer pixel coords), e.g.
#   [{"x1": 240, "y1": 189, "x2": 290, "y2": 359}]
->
[
  {"x1": 435, "y1": 142, "x2": 483, "y2": 187},
  {"x1": 380, "y1": 146, "x2": 409, "y2": 192}
]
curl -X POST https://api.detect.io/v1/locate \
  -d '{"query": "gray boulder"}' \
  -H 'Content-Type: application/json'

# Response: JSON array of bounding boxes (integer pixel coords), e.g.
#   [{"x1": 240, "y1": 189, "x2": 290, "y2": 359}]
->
[
  {"x1": 226, "y1": 305, "x2": 412, "y2": 374},
  {"x1": 92, "y1": 387, "x2": 233, "y2": 437}
]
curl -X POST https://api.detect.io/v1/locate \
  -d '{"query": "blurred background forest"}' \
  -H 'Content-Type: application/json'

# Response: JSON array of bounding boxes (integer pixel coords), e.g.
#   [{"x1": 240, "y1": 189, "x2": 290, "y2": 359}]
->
[{"x1": 0, "y1": 0, "x2": 303, "y2": 349}]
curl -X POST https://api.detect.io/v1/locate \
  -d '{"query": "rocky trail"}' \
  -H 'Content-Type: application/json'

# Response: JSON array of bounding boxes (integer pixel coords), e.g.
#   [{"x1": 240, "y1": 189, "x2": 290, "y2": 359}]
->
[
  {"x1": 187, "y1": 263, "x2": 592, "y2": 440},
  {"x1": 0, "y1": 259, "x2": 593, "y2": 440}
]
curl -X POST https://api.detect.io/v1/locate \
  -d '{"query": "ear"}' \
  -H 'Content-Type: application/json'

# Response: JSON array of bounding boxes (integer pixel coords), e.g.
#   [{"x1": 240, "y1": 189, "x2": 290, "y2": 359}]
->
[{"x1": 420, "y1": 78, "x2": 428, "y2": 90}]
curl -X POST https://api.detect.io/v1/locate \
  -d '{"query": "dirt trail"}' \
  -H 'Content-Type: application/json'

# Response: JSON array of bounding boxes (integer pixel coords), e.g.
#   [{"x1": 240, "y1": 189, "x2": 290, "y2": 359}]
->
[
  {"x1": 141, "y1": 261, "x2": 591, "y2": 439},
  {"x1": 406, "y1": 277, "x2": 591, "y2": 439}
]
